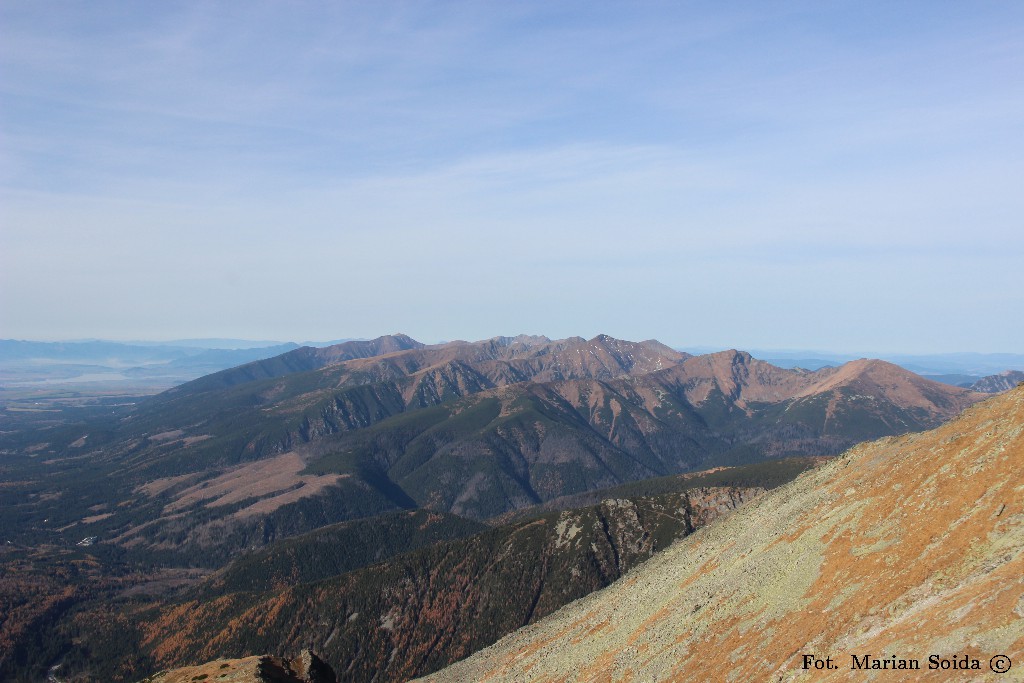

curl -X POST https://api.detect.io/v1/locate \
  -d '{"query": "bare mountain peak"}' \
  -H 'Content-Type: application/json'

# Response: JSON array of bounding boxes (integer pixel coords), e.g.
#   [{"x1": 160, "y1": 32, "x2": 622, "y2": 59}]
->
[
  {"x1": 680, "y1": 349, "x2": 771, "y2": 373},
  {"x1": 476, "y1": 334, "x2": 553, "y2": 351},
  {"x1": 161, "y1": 333, "x2": 425, "y2": 394},
  {"x1": 312, "y1": 334, "x2": 424, "y2": 363},
  {"x1": 508, "y1": 334, "x2": 551, "y2": 345},
  {"x1": 388, "y1": 332, "x2": 420, "y2": 345},
  {"x1": 319, "y1": 333, "x2": 422, "y2": 352},
  {"x1": 664, "y1": 350, "x2": 982, "y2": 418},
  {"x1": 788, "y1": 355, "x2": 970, "y2": 392},
  {"x1": 638, "y1": 338, "x2": 689, "y2": 357},
  {"x1": 697, "y1": 348, "x2": 755, "y2": 363},
  {"x1": 668, "y1": 351, "x2": 803, "y2": 406},
  {"x1": 841, "y1": 356, "x2": 898, "y2": 370},
  {"x1": 728, "y1": 349, "x2": 753, "y2": 363}
]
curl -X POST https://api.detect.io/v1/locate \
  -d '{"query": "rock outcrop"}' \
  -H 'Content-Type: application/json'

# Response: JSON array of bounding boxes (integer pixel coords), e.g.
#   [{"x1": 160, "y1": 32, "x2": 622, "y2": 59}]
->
[{"x1": 139, "y1": 649, "x2": 336, "y2": 683}]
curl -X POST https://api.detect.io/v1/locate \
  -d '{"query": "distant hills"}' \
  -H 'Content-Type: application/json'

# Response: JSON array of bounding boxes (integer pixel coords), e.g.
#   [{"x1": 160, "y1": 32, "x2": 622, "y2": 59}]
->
[
  {"x1": 422, "y1": 384, "x2": 1024, "y2": 682},
  {"x1": 0, "y1": 338, "x2": 301, "y2": 394}
]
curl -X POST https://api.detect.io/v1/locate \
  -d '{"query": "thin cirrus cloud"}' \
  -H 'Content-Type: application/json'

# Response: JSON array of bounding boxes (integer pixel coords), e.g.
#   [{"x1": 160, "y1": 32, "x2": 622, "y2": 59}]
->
[{"x1": 0, "y1": 1, "x2": 1022, "y2": 351}]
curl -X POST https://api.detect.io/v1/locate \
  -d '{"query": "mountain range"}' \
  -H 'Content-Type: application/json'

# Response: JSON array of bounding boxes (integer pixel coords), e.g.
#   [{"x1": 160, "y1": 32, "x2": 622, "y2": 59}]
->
[
  {"x1": 5, "y1": 338, "x2": 1021, "y2": 400},
  {"x1": 1, "y1": 334, "x2": 983, "y2": 562},
  {"x1": 0, "y1": 333, "x2": 1008, "y2": 681}
]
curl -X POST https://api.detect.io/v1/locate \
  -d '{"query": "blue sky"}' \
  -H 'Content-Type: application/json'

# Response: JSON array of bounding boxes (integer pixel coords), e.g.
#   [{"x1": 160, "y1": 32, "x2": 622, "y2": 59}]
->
[{"x1": 1, "y1": 1, "x2": 1022, "y2": 352}]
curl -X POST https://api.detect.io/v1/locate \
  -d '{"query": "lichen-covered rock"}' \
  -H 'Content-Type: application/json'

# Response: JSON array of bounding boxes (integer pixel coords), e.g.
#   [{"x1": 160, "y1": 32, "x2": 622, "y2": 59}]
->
[{"x1": 289, "y1": 649, "x2": 336, "y2": 683}]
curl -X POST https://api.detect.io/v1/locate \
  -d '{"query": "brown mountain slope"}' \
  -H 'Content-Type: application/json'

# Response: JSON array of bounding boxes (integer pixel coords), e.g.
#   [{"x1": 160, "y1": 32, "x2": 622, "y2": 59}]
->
[
  {"x1": 642, "y1": 351, "x2": 984, "y2": 458},
  {"x1": 659, "y1": 350, "x2": 816, "y2": 406},
  {"x1": 660, "y1": 351, "x2": 981, "y2": 422},
  {"x1": 422, "y1": 386, "x2": 1024, "y2": 682},
  {"x1": 163, "y1": 334, "x2": 426, "y2": 393},
  {"x1": 795, "y1": 357, "x2": 981, "y2": 411}
]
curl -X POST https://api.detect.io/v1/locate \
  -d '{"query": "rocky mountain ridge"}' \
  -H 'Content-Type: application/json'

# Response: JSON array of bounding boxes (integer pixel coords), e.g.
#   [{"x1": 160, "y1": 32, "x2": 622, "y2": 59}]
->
[
  {"x1": 967, "y1": 369, "x2": 1024, "y2": 393},
  {"x1": 421, "y1": 385, "x2": 1024, "y2": 682}
]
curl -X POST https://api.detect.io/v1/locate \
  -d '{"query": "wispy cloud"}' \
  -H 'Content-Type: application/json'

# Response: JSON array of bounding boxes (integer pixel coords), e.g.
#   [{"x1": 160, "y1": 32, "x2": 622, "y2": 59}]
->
[{"x1": 1, "y1": 1, "x2": 1022, "y2": 350}]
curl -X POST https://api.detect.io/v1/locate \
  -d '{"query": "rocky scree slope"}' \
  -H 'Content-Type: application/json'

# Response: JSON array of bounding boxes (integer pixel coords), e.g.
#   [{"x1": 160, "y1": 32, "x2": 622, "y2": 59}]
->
[{"x1": 422, "y1": 385, "x2": 1024, "y2": 682}]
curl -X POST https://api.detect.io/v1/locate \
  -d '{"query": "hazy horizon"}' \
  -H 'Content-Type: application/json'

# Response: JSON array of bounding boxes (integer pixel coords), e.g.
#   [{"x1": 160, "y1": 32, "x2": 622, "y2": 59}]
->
[
  {"x1": 2, "y1": 2, "x2": 1022, "y2": 353},
  {"x1": 4, "y1": 333, "x2": 1024, "y2": 360}
]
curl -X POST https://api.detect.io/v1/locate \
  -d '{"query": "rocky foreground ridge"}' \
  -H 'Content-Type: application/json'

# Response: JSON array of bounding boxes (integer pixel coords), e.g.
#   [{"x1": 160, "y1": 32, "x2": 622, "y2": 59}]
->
[
  {"x1": 422, "y1": 386, "x2": 1024, "y2": 681},
  {"x1": 140, "y1": 648, "x2": 336, "y2": 683}
]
